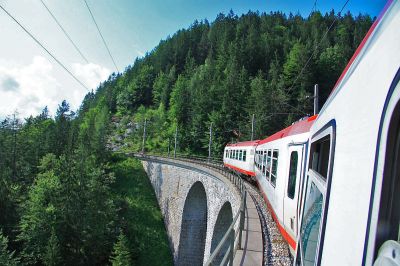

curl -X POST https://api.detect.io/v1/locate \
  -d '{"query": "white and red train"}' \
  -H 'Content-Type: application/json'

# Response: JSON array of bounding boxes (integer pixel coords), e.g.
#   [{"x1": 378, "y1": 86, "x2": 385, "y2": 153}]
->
[
  {"x1": 224, "y1": 140, "x2": 259, "y2": 177},
  {"x1": 223, "y1": 1, "x2": 400, "y2": 265}
]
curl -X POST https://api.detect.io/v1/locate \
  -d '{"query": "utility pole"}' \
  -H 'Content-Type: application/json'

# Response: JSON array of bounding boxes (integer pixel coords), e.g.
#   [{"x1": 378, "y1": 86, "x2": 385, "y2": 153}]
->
[
  {"x1": 141, "y1": 118, "x2": 147, "y2": 153},
  {"x1": 314, "y1": 84, "x2": 319, "y2": 115},
  {"x1": 12, "y1": 112, "x2": 17, "y2": 180},
  {"x1": 251, "y1": 114, "x2": 255, "y2": 141},
  {"x1": 208, "y1": 122, "x2": 213, "y2": 161},
  {"x1": 174, "y1": 126, "x2": 178, "y2": 158},
  {"x1": 167, "y1": 138, "x2": 171, "y2": 157}
]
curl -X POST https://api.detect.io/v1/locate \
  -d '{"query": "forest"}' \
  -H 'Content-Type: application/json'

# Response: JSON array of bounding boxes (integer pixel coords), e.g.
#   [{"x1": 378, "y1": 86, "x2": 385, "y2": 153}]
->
[{"x1": 0, "y1": 10, "x2": 372, "y2": 265}]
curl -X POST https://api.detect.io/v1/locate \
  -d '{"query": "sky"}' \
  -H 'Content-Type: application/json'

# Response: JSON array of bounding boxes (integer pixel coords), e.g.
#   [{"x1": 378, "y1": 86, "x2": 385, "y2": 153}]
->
[{"x1": 0, "y1": 0, "x2": 386, "y2": 119}]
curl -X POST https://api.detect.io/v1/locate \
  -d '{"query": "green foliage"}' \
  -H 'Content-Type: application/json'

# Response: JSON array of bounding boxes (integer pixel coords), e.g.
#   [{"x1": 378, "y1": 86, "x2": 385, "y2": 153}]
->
[
  {"x1": 110, "y1": 156, "x2": 173, "y2": 266},
  {"x1": 111, "y1": 232, "x2": 133, "y2": 266},
  {"x1": 0, "y1": 231, "x2": 18, "y2": 266},
  {"x1": 18, "y1": 152, "x2": 117, "y2": 265},
  {"x1": 43, "y1": 229, "x2": 61, "y2": 266},
  {"x1": 98, "y1": 10, "x2": 373, "y2": 157}
]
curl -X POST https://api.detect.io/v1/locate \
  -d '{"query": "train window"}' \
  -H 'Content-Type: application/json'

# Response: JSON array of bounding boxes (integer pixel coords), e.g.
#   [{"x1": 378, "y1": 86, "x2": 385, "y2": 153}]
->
[
  {"x1": 299, "y1": 179, "x2": 324, "y2": 266},
  {"x1": 374, "y1": 99, "x2": 400, "y2": 259},
  {"x1": 297, "y1": 126, "x2": 334, "y2": 266},
  {"x1": 243, "y1": 150, "x2": 247, "y2": 162},
  {"x1": 240, "y1": 150, "x2": 243, "y2": 161},
  {"x1": 271, "y1": 150, "x2": 279, "y2": 187},
  {"x1": 262, "y1": 151, "x2": 267, "y2": 177},
  {"x1": 266, "y1": 150, "x2": 271, "y2": 180},
  {"x1": 287, "y1": 151, "x2": 298, "y2": 199},
  {"x1": 310, "y1": 135, "x2": 330, "y2": 180}
]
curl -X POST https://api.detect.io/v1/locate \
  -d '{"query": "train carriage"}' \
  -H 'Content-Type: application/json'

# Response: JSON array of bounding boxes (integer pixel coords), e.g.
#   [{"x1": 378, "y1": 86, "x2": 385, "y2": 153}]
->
[
  {"x1": 223, "y1": 140, "x2": 259, "y2": 178},
  {"x1": 295, "y1": 1, "x2": 400, "y2": 265},
  {"x1": 255, "y1": 115, "x2": 317, "y2": 254}
]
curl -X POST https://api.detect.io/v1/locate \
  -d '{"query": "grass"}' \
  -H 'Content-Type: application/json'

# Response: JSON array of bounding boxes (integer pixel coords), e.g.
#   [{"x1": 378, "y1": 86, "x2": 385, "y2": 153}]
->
[{"x1": 111, "y1": 154, "x2": 173, "y2": 266}]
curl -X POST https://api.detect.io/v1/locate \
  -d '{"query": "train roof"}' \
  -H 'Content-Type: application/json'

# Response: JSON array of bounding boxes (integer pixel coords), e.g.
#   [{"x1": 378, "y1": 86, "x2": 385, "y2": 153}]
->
[
  {"x1": 258, "y1": 115, "x2": 317, "y2": 145},
  {"x1": 226, "y1": 140, "x2": 260, "y2": 147}
]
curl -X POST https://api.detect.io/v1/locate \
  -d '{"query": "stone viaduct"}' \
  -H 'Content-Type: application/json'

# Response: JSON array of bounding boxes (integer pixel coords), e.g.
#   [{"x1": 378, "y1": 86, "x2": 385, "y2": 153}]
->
[{"x1": 140, "y1": 155, "x2": 244, "y2": 265}]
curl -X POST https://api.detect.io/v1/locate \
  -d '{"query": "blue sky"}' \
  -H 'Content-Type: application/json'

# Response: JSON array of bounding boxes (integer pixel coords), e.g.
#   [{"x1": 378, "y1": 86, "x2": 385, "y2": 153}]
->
[{"x1": 0, "y1": 0, "x2": 386, "y2": 118}]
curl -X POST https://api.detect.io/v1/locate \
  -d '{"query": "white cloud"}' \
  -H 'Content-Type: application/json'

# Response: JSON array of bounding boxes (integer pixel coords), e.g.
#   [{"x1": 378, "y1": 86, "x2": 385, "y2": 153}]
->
[
  {"x1": 0, "y1": 56, "x2": 110, "y2": 119},
  {"x1": 0, "y1": 56, "x2": 60, "y2": 118},
  {"x1": 72, "y1": 62, "x2": 111, "y2": 90}
]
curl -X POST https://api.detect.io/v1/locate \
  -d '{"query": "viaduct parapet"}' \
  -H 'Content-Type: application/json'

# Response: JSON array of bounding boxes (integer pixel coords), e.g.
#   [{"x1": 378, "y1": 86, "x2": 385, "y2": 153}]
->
[{"x1": 140, "y1": 155, "x2": 242, "y2": 265}]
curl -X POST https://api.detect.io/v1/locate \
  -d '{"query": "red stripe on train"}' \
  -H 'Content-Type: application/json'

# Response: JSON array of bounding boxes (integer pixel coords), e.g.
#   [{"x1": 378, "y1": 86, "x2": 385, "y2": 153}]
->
[
  {"x1": 224, "y1": 163, "x2": 256, "y2": 176},
  {"x1": 256, "y1": 180, "x2": 297, "y2": 250}
]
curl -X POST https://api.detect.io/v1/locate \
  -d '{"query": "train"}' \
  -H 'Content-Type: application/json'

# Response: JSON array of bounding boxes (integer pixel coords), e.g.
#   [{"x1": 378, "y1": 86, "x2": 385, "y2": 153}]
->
[{"x1": 223, "y1": 0, "x2": 400, "y2": 265}]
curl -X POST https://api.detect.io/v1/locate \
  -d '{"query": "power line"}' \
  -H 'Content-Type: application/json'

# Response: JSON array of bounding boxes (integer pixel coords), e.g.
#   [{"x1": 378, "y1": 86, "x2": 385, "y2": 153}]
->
[
  {"x1": 40, "y1": 0, "x2": 89, "y2": 64},
  {"x1": 0, "y1": 4, "x2": 90, "y2": 91},
  {"x1": 83, "y1": 0, "x2": 119, "y2": 72},
  {"x1": 286, "y1": 0, "x2": 350, "y2": 94}
]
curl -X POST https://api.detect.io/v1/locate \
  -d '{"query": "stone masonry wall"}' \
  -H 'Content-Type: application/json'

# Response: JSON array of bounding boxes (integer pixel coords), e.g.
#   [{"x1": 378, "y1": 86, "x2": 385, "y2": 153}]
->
[{"x1": 142, "y1": 158, "x2": 241, "y2": 265}]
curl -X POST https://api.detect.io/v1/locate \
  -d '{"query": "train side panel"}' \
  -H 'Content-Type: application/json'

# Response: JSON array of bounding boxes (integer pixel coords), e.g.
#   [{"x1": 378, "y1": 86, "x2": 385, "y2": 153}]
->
[
  {"x1": 295, "y1": 2, "x2": 400, "y2": 265},
  {"x1": 255, "y1": 130, "x2": 311, "y2": 253}
]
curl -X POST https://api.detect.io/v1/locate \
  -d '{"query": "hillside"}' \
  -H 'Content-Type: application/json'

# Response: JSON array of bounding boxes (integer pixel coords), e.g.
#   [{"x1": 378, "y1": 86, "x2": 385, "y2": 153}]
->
[{"x1": 93, "y1": 10, "x2": 372, "y2": 156}]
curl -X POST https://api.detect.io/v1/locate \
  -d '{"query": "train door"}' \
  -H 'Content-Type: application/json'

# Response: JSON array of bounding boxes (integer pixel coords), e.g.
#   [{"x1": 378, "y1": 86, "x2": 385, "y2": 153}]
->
[{"x1": 283, "y1": 145, "x2": 304, "y2": 243}]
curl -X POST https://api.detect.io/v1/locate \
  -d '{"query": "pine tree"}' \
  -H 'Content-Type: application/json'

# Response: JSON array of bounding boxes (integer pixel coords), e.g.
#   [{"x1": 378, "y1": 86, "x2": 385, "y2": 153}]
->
[
  {"x1": 43, "y1": 229, "x2": 61, "y2": 266},
  {"x1": 0, "y1": 231, "x2": 18, "y2": 266},
  {"x1": 110, "y1": 232, "x2": 133, "y2": 266}
]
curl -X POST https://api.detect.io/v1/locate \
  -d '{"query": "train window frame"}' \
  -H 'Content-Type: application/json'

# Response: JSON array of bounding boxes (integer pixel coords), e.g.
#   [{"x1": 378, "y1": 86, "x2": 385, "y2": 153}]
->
[
  {"x1": 297, "y1": 120, "x2": 336, "y2": 266},
  {"x1": 287, "y1": 151, "x2": 299, "y2": 199},
  {"x1": 364, "y1": 71, "x2": 400, "y2": 264},
  {"x1": 271, "y1": 149, "x2": 279, "y2": 187},
  {"x1": 243, "y1": 150, "x2": 247, "y2": 162},
  {"x1": 262, "y1": 150, "x2": 267, "y2": 178},
  {"x1": 266, "y1": 149, "x2": 272, "y2": 182}
]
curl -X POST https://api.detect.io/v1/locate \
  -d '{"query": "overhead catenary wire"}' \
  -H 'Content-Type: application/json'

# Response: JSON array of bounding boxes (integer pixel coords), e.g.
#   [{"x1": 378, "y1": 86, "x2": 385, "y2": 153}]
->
[
  {"x1": 40, "y1": 0, "x2": 89, "y2": 64},
  {"x1": 286, "y1": 0, "x2": 351, "y2": 94},
  {"x1": 83, "y1": 0, "x2": 119, "y2": 73},
  {"x1": 0, "y1": 4, "x2": 90, "y2": 92}
]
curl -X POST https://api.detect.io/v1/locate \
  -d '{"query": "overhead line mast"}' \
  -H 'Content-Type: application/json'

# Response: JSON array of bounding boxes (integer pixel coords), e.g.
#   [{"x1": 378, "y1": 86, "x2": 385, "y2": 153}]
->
[
  {"x1": 0, "y1": 4, "x2": 90, "y2": 92},
  {"x1": 40, "y1": 0, "x2": 90, "y2": 64},
  {"x1": 83, "y1": 0, "x2": 119, "y2": 73}
]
